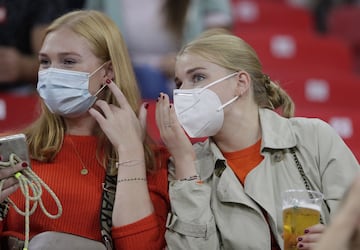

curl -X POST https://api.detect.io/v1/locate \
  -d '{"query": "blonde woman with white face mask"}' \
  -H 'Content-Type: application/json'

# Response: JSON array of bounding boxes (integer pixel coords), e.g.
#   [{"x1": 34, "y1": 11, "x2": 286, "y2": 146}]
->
[
  {"x1": 0, "y1": 10, "x2": 169, "y2": 250},
  {"x1": 156, "y1": 29, "x2": 360, "y2": 250}
]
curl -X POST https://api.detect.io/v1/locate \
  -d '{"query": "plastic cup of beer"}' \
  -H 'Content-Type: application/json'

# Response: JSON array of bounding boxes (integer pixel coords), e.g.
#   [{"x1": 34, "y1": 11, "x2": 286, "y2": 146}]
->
[{"x1": 282, "y1": 189, "x2": 323, "y2": 250}]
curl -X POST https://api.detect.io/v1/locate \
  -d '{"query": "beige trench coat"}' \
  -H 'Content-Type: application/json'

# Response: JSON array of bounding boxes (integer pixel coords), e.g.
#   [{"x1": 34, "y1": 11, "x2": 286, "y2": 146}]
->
[{"x1": 166, "y1": 108, "x2": 359, "y2": 250}]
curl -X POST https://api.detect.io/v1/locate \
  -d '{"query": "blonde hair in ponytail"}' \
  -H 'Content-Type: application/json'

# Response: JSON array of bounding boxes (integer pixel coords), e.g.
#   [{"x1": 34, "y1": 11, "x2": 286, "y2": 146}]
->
[{"x1": 178, "y1": 29, "x2": 295, "y2": 118}]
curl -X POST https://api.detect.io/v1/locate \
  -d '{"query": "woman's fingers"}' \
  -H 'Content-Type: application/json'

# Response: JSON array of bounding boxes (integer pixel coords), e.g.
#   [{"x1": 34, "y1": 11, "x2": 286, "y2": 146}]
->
[
  {"x1": 1, "y1": 177, "x2": 19, "y2": 191},
  {"x1": 305, "y1": 224, "x2": 326, "y2": 234},
  {"x1": 138, "y1": 102, "x2": 148, "y2": 141},
  {"x1": 106, "y1": 80, "x2": 131, "y2": 111},
  {"x1": 0, "y1": 161, "x2": 27, "y2": 180},
  {"x1": 297, "y1": 224, "x2": 326, "y2": 249},
  {"x1": 0, "y1": 161, "x2": 26, "y2": 202},
  {"x1": 156, "y1": 93, "x2": 171, "y2": 132},
  {"x1": 89, "y1": 79, "x2": 144, "y2": 151},
  {"x1": 0, "y1": 178, "x2": 19, "y2": 202}
]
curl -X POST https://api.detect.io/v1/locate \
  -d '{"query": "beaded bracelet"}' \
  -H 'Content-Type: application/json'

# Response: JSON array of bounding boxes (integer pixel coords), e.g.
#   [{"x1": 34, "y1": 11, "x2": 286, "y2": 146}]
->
[
  {"x1": 116, "y1": 160, "x2": 144, "y2": 168},
  {"x1": 117, "y1": 177, "x2": 147, "y2": 183},
  {"x1": 180, "y1": 175, "x2": 200, "y2": 181}
]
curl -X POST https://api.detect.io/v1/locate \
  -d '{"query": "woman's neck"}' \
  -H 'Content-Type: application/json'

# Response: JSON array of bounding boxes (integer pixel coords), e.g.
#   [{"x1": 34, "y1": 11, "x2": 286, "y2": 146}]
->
[
  {"x1": 214, "y1": 105, "x2": 261, "y2": 152},
  {"x1": 64, "y1": 115, "x2": 97, "y2": 136}
]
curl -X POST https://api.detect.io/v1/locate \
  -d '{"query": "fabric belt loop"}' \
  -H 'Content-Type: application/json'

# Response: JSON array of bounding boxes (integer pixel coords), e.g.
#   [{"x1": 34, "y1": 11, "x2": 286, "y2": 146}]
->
[{"x1": 166, "y1": 213, "x2": 215, "y2": 239}]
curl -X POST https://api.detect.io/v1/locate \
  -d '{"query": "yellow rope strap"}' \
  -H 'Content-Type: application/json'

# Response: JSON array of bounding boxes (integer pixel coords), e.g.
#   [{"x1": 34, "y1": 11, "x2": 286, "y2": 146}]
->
[{"x1": 0, "y1": 153, "x2": 63, "y2": 250}]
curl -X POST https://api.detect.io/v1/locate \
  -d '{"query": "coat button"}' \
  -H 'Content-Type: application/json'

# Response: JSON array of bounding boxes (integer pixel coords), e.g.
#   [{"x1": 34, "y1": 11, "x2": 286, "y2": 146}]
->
[{"x1": 273, "y1": 151, "x2": 284, "y2": 162}]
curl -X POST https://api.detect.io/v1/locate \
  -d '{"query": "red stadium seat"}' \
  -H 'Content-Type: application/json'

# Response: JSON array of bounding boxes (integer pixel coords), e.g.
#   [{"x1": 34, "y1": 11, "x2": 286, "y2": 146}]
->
[
  {"x1": 272, "y1": 73, "x2": 360, "y2": 108},
  {"x1": 235, "y1": 30, "x2": 354, "y2": 75},
  {"x1": 0, "y1": 93, "x2": 40, "y2": 133},
  {"x1": 327, "y1": 5, "x2": 360, "y2": 74},
  {"x1": 232, "y1": 1, "x2": 314, "y2": 34}
]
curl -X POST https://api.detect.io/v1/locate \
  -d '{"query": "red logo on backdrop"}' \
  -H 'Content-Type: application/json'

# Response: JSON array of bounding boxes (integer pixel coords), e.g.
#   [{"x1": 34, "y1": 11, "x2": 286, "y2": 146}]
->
[{"x1": 0, "y1": 6, "x2": 7, "y2": 24}]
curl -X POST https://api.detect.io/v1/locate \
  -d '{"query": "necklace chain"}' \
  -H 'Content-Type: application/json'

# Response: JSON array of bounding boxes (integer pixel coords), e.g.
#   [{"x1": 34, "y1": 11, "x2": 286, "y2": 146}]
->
[{"x1": 68, "y1": 137, "x2": 88, "y2": 175}]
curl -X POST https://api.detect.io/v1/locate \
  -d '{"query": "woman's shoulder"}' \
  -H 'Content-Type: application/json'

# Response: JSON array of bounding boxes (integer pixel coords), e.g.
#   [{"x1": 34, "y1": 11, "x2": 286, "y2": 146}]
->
[{"x1": 289, "y1": 116, "x2": 336, "y2": 135}]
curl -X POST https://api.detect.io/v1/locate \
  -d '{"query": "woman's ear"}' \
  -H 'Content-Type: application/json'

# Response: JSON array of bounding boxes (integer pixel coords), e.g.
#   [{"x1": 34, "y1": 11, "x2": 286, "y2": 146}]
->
[
  {"x1": 103, "y1": 61, "x2": 114, "y2": 81},
  {"x1": 235, "y1": 71, "x2": 251, "y2": 96}
]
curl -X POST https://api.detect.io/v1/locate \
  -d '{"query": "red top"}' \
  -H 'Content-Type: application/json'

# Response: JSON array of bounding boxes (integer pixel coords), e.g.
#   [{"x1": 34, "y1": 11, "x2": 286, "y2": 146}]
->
[{"x1": 0, "y1": 135, "x2": 169, "y2": 250}]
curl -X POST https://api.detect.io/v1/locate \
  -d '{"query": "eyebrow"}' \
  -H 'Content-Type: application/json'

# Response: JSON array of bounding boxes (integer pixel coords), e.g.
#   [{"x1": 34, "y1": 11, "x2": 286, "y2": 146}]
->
[
  {"x1": 38, "y1": 52, "x2": 82, "y2": 57},
  {"x1": 174, "y1": 66, "x2": 207, "y2": 84},
  {"x1": 185, "y1": 67, "x2": 206, "y2": 75}
]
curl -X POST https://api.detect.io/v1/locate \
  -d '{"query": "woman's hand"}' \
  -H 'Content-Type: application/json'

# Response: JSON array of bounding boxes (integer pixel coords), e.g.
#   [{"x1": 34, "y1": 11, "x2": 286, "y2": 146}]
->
[
  {"x1": 0, "y1": 161, "x2": 25, "y2": 202},
  {"x1": 155, "y1": 93, "x2": 196, "y2": 179},
  {"x1": 296, "y1": 223, "x2": 326, "y2": 249},
  {"x1": 314, "y1": 174, "x2": 360, "y2": 250},
  {"x1": 89, "y1": 80, "x2": 146, "y2": 155}
]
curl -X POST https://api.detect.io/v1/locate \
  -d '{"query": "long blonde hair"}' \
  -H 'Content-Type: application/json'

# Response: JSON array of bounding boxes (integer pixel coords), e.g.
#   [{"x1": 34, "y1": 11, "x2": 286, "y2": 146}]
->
[
  {"x1": 178, "y1": 29, "x2": 295, "y2": 118},
  {"x1": 24, "y1": 10, "x2": 155, "y2": 173}
]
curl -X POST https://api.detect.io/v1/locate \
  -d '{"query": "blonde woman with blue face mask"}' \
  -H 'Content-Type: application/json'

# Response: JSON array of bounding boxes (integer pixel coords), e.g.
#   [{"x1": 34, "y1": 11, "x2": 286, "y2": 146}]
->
[
  {"x1": 0, "y1": 10, "x2": 169, "y2": 250},
  {"x1": 156, "y1": 29, "x2": 360, "y2": 250}
]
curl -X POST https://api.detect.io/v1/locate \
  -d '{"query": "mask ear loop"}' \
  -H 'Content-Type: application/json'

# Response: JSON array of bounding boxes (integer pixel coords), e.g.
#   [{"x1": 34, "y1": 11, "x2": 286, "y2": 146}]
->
[
  {"x1": 198, "y1": 72, "x2": 238, "y2": 94},
  {"x1": 216, "y1": 95, "x2": 239, "y2": 112},
  {"x1": 194, "y1": 72, "x2": 239, "y2": 111},
  {"x1": 90, "y1": 61, "x2": 112, "y2": 97},
  {"x1": 93, "y1": 83, "x2": 108, "y2": 97},
  {"x1": 89, "y1": 61, "x2": 111, "y2": 78}
]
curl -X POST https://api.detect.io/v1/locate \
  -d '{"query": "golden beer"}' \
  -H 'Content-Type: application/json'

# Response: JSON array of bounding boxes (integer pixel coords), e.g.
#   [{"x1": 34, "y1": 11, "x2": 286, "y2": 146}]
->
[{"x1": 283, "y1": 204, "x2": 321, "y2": 250}]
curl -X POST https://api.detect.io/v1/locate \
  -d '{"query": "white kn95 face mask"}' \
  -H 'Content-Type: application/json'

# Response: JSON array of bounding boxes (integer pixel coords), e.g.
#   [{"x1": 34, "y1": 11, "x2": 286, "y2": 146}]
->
[{"x1": 173, "y1": 72, "x2": 238, "y2": 138}]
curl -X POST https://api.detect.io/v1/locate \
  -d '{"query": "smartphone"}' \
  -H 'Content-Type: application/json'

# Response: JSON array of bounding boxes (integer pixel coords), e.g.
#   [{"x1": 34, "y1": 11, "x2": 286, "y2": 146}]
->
[{"x1": 0, "y1": 133, "x2": 30, "y2": 166}]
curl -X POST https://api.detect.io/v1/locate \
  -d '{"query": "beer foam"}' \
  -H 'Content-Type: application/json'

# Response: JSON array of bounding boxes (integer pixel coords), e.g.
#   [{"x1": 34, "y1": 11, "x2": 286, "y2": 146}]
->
[{"x1": 283, "y1": 203, "x2": 321, "y2": 211}]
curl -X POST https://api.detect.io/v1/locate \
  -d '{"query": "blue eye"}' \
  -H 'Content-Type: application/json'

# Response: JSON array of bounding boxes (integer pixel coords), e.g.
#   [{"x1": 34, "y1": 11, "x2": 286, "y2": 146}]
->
[{"x1": 192, "y1": 74, "x2": 205, "y2": 83}]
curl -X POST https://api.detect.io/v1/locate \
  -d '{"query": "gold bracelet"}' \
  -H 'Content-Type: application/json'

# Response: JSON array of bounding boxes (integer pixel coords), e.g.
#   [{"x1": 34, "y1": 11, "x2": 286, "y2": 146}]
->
[
  {"x1": 117, "y1": 177, "x2": 147, "y2": 183},
  {"x1": 116, "y1": 160, "x2": 144, "y2": 168}
]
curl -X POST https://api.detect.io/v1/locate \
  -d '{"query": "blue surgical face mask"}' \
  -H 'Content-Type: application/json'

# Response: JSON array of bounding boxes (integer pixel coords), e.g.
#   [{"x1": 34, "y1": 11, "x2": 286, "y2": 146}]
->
[
  {"x1": 173, "y1": 72, "x2": 239, "y2": 138},
  {"x1": 37, "y1": 63, "x2": 107, "y2": 117}
]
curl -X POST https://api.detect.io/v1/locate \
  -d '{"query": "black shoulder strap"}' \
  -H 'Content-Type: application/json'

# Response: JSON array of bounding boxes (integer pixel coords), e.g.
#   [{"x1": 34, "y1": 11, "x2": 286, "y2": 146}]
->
[
  {"x1": 289, "y1": 147, "x2": 312, "y2": 191},
  {"x1": 100, "y1": 174, "x2": 117, "y2": 250},
  {"x1": 0, "y1": 199, "x2": 10, "y2": 219}
]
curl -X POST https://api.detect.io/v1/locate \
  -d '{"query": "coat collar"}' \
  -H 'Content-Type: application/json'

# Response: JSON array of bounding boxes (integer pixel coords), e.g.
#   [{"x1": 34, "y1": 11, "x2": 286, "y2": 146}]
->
[
  {"x1": 196, "y1": 108, "x2": 297, "y2": 180},
  {"x1": 259, "y1": 108, "x2": 297, "y2": 150}
]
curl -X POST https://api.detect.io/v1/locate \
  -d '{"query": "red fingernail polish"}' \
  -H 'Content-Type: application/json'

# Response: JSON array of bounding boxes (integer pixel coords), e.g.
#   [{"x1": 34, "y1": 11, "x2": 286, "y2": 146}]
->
[
  {"x1": 162, "y1": 95, "x2": 165, "y2": 99},
  {"x1": 145, "y1": 103, "x2": 149, "y2": 109},
  {"x1": 169, "y1": 104, "x2": 172, "y2": 109},
  {"x1": 106, "y1": 79, "x2": 111, "y2": 84},
  {"x1": 298, "y1": 237, "x2": 303, "y2": 242},
  {"x1": 298, "y1": 244, "x2": 303, "y2": 248},
  {"x1": 22, "y1": 162, "x2": 28, "y2": 168},
  {"x1": 304, "y1": 229, "x2": 309, "y2": 234}
]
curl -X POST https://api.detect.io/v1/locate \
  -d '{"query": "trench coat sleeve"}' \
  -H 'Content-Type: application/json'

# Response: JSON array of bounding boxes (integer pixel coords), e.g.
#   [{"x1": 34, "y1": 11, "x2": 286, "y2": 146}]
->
[
  {"x1": 165, "y1": 161, "x2": 220, "y2": 250},
  {"x1": 312, "y1": 119, "x2": 360, "y2": 213}
]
